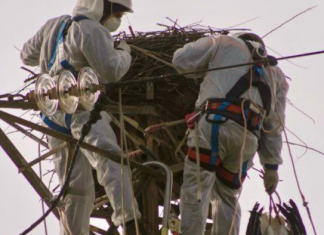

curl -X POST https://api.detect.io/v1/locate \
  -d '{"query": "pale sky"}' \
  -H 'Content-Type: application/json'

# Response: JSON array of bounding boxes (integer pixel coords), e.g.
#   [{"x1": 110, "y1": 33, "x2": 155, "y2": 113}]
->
[{"x1": 0, "y1": 0, "x2": 324, "y2": 234}]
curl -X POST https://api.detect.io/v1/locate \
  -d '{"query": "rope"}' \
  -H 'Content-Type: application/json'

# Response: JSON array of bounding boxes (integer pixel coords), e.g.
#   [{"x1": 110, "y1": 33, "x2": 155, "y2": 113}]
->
[
  {"x1": 265, "y1": 62, "x2": 318, "y2": 234},
  {"x1": 118, "y1": 88, "x2": 127, "y2": 234},
  {"x1": 118, "y1": 88, "x2": 140, "y2": 235},
  {"x1": 194, "y1": 122, "x2": 202, "y2": 202},
  {"x1": 229, "y1": 50, "x2": 255, "y2": 235}
]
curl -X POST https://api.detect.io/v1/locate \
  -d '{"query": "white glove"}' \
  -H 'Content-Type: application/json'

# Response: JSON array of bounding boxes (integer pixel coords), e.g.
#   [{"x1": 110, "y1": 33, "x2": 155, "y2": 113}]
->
[
  {"x1": 116, "y1": 40, "x2": 131, "y2": 54},
  {"x1": 263, "y1": 169, "x2": 279, "y2": 195}
]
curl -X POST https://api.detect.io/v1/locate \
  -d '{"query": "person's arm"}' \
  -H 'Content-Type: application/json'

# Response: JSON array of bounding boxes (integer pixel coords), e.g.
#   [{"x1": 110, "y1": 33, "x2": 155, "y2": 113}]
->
[
  {"x1": 258, "y1": 66, "x2": 289, "y2": 168},
  {"x1": 258, "y1": 66, "x2": 289, "y2": 194},
  {"x1": 20, "y1": 25, "x2": 45, "y2": 66},
  {"x1": 172, "y1": 36, "x2": 217, "y2": 78},
  {"x1": 80, "y1": 24, "x2": 131, "y2": 84}
]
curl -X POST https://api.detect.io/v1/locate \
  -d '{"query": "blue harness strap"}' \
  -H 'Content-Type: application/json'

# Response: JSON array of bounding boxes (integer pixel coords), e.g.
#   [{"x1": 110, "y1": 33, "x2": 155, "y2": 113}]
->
[
  {"x1": 41, "y1": 15, "x2": 89, "y2": 135},
  {"x1": 232, "y1": 160, "x2": 249, "y2": 186},
  {"x1": 210, "y1": 101, "x2": 231, "y2": 165},
  {"x1": 65, "y1": 114, "x2": 72, "y2": 130},
  {"x1": 48, "y1": 15, "x2": 89, "y2": 71},
  {"x1": 48, "y1": 19, "x2": 70, "y2": 70},
  {"x1": 41, "y1": 113, "x2": 72, "y2": 135},
  {"x1": 60, "y1": 15, "x2": 89, "y2": 71}
]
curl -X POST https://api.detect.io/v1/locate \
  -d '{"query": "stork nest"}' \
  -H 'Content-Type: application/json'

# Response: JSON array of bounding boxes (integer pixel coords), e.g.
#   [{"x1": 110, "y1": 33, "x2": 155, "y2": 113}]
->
[
  {"x1": 110, "y1": 26, "x2": 225, "y2": 118},
  {"x1": 105, "y1": 25, "x2": 225, "y2": 166}
]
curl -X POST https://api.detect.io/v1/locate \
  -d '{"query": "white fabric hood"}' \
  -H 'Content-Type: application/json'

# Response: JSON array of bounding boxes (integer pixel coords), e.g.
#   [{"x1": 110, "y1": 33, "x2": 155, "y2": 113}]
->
[{"x1": 72, "y1": 0, "x2": 104, "y2": 22}]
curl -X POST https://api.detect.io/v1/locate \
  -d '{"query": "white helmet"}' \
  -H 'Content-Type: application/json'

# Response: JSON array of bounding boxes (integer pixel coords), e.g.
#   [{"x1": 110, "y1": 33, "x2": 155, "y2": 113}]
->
[{"x1": 109, "y1": 0, "x2": 133, "y2": 12}]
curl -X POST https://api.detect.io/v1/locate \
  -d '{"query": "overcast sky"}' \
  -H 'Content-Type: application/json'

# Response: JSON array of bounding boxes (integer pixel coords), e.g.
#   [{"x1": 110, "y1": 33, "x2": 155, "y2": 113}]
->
[{"x1": 0, "y1": 0, "x2": 324, "y2": 234}]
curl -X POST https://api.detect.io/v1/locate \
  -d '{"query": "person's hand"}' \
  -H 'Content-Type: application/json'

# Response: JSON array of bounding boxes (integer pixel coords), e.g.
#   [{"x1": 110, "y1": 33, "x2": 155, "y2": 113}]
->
[
  {"x1": 263, "y1": 169, "x2": 278, "y2": 195},
  {"x1": 117, "y1": 40, "x2": 131, "y2": 54}
]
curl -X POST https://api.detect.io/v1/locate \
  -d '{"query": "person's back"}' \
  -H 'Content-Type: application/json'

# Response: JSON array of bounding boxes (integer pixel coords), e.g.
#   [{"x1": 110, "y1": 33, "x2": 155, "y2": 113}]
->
[
  {"x1": 172, "y1": 32, "x2": 288, "y2": 235},
  {"x1": 21, "y1": 0, "x2": 131, "y2": 83},
  {"x1": 20, "y1": 0, "x2": 141, "y2": 234},
  {"x1": 172, "y1": 34, "x2": 264, "y2": 109},
  {"x1": 21, "y1": 15, "x2": 70, "y2": 73}
]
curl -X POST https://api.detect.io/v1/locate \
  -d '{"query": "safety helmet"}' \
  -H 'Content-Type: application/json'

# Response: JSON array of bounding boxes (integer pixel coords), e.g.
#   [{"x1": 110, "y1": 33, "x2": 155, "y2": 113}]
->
[{"x1": 109, "y1": 0, "x2": 133, "y2": 13}]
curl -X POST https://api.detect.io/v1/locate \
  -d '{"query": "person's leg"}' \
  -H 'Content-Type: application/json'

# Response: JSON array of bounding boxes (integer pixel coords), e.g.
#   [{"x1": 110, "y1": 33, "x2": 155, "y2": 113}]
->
[
  {"x1": 191, "y1": 117, "x2": 257, "y2": 235},
  {"x1": 180, "y1": 157, "x2": 216, "y2": 235},
  {"x1": 49, "y1": 135, "x2": 95, "y2": 235},
  {"x1": 72, "y1": 111, "x2": 141, "y2": 226},
  {"x1": 210, "y1": 178, "x2": 241, "y2": 235}
]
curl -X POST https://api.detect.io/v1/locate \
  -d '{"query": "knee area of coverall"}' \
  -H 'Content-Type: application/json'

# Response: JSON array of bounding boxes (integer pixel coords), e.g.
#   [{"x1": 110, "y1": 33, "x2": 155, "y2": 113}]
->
[
  {"x1": 112, "y1": 206, "x2": 142, "y2": 227},
  {"x1": 180, "y1": 175, "x2": 210, "y2": 226},
  {"x1": 95, "y1": 157, "x2": 130, "y2": 187},
  {"x1": 60, "y1": 194, "x2": 95, "y2": 235},
  {"x1": 214, "y1": 178, "x2": 240, "y2": 210},
  {"x1": 64, "y1": 181, "x2": 96, "y2": 200},
  {"x1": 53, "y1": 155, "x2": 95, "y2": 198},
  {"x1": 180, "y1": 196, "x2": 206, "y2": 235}
]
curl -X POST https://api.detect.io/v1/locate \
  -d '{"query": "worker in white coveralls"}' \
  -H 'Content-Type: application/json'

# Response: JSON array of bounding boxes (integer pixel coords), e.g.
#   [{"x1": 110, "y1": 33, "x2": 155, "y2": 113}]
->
[
  {"x1": 20, "y1": 0, "x2": 141, "y2": 234},
  {"x1": 172, "y1": 32, "x2": 289, "y2": 235}
]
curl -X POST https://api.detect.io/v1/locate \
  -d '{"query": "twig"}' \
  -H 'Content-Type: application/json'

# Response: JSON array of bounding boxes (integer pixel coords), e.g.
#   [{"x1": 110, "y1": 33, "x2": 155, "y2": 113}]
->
[
  {"x1": 283, "y1": 125, "x2": 318, "y2": 235},
  {"x1": 286, "y1": 99, "x2": 315, "y2": 124},
  {"x1": 226, "y1": 16, "x2": 260, "y2": 29},
  {"x1": 8, "y1": 122, "x2": 48, "y2": 148},
  {"x1": 284, "y1": 141, "x2": 324, "y2": 156},
  {"x1": 130, "y1": 44, "x2": 176, "y2": 69},
  {"x1": 19, "y1": 142, "x2": 68, "y2": 172},
  {"x1": 285, "y1": 127, "x2": 309, "y2": 158},
  {"x1": 21, "y1": 66, "x2": 37, "y2": 75},
  {"x1": 262, "y1": 5, "x2": 317, "y2": 38},
  {"x1": 38, "y1": 139, "x2": 48, "y2": 235}
]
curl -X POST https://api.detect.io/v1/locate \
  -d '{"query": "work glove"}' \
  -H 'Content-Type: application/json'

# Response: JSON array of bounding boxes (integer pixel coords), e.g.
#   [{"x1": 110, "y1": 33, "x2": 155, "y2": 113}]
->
[
  {"x1": 263, "y1": 169, "x2": 278, "y2": 195},
  {"x1": 116, "y1": 40, "x2": 131, "y2": 54}
]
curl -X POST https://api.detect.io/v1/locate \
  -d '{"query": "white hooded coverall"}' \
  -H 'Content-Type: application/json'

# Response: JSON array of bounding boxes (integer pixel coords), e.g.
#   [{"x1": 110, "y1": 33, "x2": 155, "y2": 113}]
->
[
  {"x1": 20, "y1": 0, "x2": 141, "y2": 234},
  {"x1": 172, "y1": 35, "x2": 288, "y2": 235}
]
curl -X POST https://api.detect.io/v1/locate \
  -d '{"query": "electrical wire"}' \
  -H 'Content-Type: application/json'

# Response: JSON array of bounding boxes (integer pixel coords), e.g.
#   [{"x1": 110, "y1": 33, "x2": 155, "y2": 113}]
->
[{"x1": 104, "y1": 49, "x2": 324, "y2": 93}]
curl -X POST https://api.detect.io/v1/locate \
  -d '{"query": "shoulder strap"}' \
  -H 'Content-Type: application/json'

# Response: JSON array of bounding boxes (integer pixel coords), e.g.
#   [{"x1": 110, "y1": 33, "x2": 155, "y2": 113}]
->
[
  {"x1": 226, "y1": 67, "x2": 272, "y2": 115},
  {"x1": 225, "y1": 38, "x2": 272, "y2": 115},
  {"x1": 48, "y1": 17, "x2": 72, "y2": 70},
  {"x1": 48, "y1": 15, "x2": 89, "y2": 71}
]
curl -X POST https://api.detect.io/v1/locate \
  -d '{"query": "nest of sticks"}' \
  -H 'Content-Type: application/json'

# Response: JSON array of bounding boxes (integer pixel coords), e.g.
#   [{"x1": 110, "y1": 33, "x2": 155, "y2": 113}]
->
[{"x1": 106, "y1": 25, "x2": 224, "y2": 166}]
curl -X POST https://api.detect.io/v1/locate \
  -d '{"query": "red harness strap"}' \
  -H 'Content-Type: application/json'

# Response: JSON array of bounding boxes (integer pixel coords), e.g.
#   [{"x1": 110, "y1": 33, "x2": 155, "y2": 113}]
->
[
  {"x1": 187, "y1": 147, "x2": 247, "y2": 189},
  {"x1": 207, "y1": 102, "x2": 242, "y2": 114},
  {"x1": 205, "y1": 99, "x2": 262, "y2": 135},
  {"x1": 206, "y1": 100, "x2": 259, "y2": 121},
  {"x1": 187, "y1": 147, "x2": 221, "y2": 167}
]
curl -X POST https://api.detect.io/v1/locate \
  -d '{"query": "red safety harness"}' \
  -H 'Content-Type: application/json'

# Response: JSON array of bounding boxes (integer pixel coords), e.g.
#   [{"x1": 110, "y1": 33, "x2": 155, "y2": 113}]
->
[
  {"x1": 204, "y1": 98, "x2": 262, "y2": 136},
  {"x1": 187, "y1": 147, "x2": 248, "y2": 189},
  {"x1": 184, "y1": 40, "x2": 276, "y2": 189}
]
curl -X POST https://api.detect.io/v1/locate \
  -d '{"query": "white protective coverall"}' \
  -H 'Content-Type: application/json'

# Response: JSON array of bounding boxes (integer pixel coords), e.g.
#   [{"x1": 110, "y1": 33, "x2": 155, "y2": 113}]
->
[
  {"x1": 20, "y1": 0, "x2": 141, "y2": 234},
  {"x1": 172, "y1": 35, "x2": 288, "y2": 235}
]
